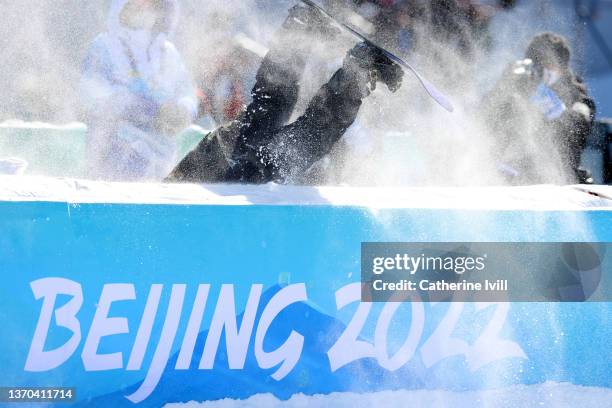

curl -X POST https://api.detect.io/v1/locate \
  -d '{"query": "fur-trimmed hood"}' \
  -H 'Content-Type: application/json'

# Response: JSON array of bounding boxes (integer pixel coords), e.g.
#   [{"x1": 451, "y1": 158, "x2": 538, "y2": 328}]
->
[{"x1": 108, "y1": 0, "x2": 179, "y2": 37}]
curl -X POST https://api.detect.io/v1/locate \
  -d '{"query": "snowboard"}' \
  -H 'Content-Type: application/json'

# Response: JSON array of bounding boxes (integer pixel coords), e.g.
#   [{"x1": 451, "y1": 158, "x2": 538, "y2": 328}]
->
[{"x1": 300, "y1": 0, "x2": 455, "y2": 112}]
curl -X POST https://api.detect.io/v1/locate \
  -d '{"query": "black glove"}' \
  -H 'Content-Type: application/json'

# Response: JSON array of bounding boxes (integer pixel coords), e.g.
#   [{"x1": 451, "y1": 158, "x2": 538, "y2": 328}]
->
[{"x1": 347, "y1": 42, "x2": 404, "y2": 93}]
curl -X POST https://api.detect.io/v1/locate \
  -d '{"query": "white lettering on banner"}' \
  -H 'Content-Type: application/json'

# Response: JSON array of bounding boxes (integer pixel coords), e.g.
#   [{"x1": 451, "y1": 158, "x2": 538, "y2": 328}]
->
[
  {"x1": 326, "y1": 283, "x2": 425, "y2": 372},
  {"x1": 25, "y1": 278, "x2": 83, "y2": 372},
  {"x1": 420, "y1": 300, "x2": 470, "y2": 368},
  {"x1": 466, "y1": 302, "x2": 527, "y2": 370},
  {"x1": 127, "y1": 284, "x2": 163, "y2": 370},
  {"x1": 254, "y1": 283, "x2": 307, "y2": 380},
  {"x1": 199, "y1": 284, "x2": 262, "y2": 370},
  {"x1": 175, "y1": 284, "x2": 210, "y2": 370},
  {"x1": 24, "y1": 280, "x2": 527, "y2": 403},
  {"x1": 82, "y1": 284, "x2": 136, "y2": 371},
  {"x1": 127, "y1": 285, "x2": 187, "y2": 403},
  {"x1": 374, "y1": 297, "x2": 424, "y2": 371},
  {"x1": 327, "y1": 283, "x2": 375, "y2": 371},
  {"x1": 420, "y1": 300, "x2": 526, "y2": 369}
]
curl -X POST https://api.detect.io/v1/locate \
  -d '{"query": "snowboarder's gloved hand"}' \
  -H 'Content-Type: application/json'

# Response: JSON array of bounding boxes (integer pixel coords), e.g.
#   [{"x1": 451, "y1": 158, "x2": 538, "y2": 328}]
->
[{"x1": 346, "y1": 42, "x2": 404, "y2": 93}]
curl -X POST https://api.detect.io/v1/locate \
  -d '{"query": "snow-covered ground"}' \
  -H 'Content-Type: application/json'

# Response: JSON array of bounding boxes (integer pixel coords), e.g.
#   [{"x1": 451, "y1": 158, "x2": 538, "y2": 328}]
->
[{"x1": 165, "y1": 382, "x2": 612, "y2": 408}]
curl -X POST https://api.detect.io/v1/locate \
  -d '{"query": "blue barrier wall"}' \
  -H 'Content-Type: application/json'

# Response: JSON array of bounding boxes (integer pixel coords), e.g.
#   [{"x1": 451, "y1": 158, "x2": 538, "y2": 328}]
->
[{"x1": 0, "y1": 180, "x2": 611, "y2": 406}]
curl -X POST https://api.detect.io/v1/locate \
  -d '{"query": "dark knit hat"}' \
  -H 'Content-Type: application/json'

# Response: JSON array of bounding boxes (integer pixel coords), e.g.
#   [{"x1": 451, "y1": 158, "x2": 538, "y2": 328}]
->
[{"x1": 525, "y1": 32, "x2": 571, "y2": 68}]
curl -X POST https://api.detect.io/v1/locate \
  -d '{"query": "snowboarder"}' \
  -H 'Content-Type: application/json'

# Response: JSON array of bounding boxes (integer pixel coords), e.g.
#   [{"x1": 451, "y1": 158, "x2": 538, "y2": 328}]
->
[{"x1": 167, "y1": 3, "x2": 404, "y2": 184}]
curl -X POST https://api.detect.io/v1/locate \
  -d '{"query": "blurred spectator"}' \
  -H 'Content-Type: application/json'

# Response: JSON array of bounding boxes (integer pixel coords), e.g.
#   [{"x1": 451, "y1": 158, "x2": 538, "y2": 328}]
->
[
  {"x1": 195, "y1": 47, "x2": 252, "y2": 128},
  {"x1": 363, "y1": 1, "x2": 515, "y2": 58},
  {"x1": 486, "y1": 32, "x2": 596, "y2": 184},
  {"x1": 80, "y1": 0, "x2": 197, "y2": 181},
  {"x1": 0, "y1": 158, "x2": 28, "y2": 176}
]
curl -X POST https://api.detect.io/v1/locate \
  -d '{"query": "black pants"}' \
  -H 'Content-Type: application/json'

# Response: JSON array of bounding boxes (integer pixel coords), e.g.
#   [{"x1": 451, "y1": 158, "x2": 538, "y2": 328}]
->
[{"x1": 168, "y1": 38, "x2": 366, "y2": 184}]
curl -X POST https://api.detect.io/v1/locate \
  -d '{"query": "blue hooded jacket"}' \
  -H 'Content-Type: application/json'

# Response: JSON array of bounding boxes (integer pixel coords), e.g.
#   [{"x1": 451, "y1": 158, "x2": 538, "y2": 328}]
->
[{"x1": 81, "y1": 0, "x2": 197, "y2": 181}]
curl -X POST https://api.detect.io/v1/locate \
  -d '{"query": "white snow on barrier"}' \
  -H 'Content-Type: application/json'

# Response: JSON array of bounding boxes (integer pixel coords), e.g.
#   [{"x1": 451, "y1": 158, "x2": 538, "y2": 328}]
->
[
  {"x1": 0, "y1": 119, "x2": 87, "y2": 131},
  {"x1": 0, "y1": 175, "x2": 611, "y2": 210},
  {"x1": 165, "y1": 382, "x2": 612, "y2": 408}
]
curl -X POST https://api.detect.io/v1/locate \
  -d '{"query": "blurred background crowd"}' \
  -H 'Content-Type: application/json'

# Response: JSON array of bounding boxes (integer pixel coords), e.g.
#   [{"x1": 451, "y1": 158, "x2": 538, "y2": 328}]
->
[{"x1": 0, "y1": 0, "x2": 611, "y2": 185}]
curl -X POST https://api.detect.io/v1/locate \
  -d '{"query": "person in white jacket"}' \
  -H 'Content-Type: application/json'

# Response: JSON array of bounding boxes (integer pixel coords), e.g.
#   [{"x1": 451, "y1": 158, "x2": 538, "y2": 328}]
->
[{"x1": 81, "y1": 0, "x2": 197, "y2": 181}]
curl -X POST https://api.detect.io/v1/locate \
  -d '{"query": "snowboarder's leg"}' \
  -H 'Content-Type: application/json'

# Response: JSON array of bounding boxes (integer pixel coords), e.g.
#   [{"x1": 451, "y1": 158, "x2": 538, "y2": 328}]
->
[
  {"x1": 232, "y1": 41, "x2": 404, "y2": 183},
  {"x1": 167, "y1": 4, "x2": 337, "y2": 183},
  {"x1": 232, "y1": 3, "x2": 342, "y2": 157},
  {"x1": 167, "y1": 121, "x2": 242, "y2": 183}
]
